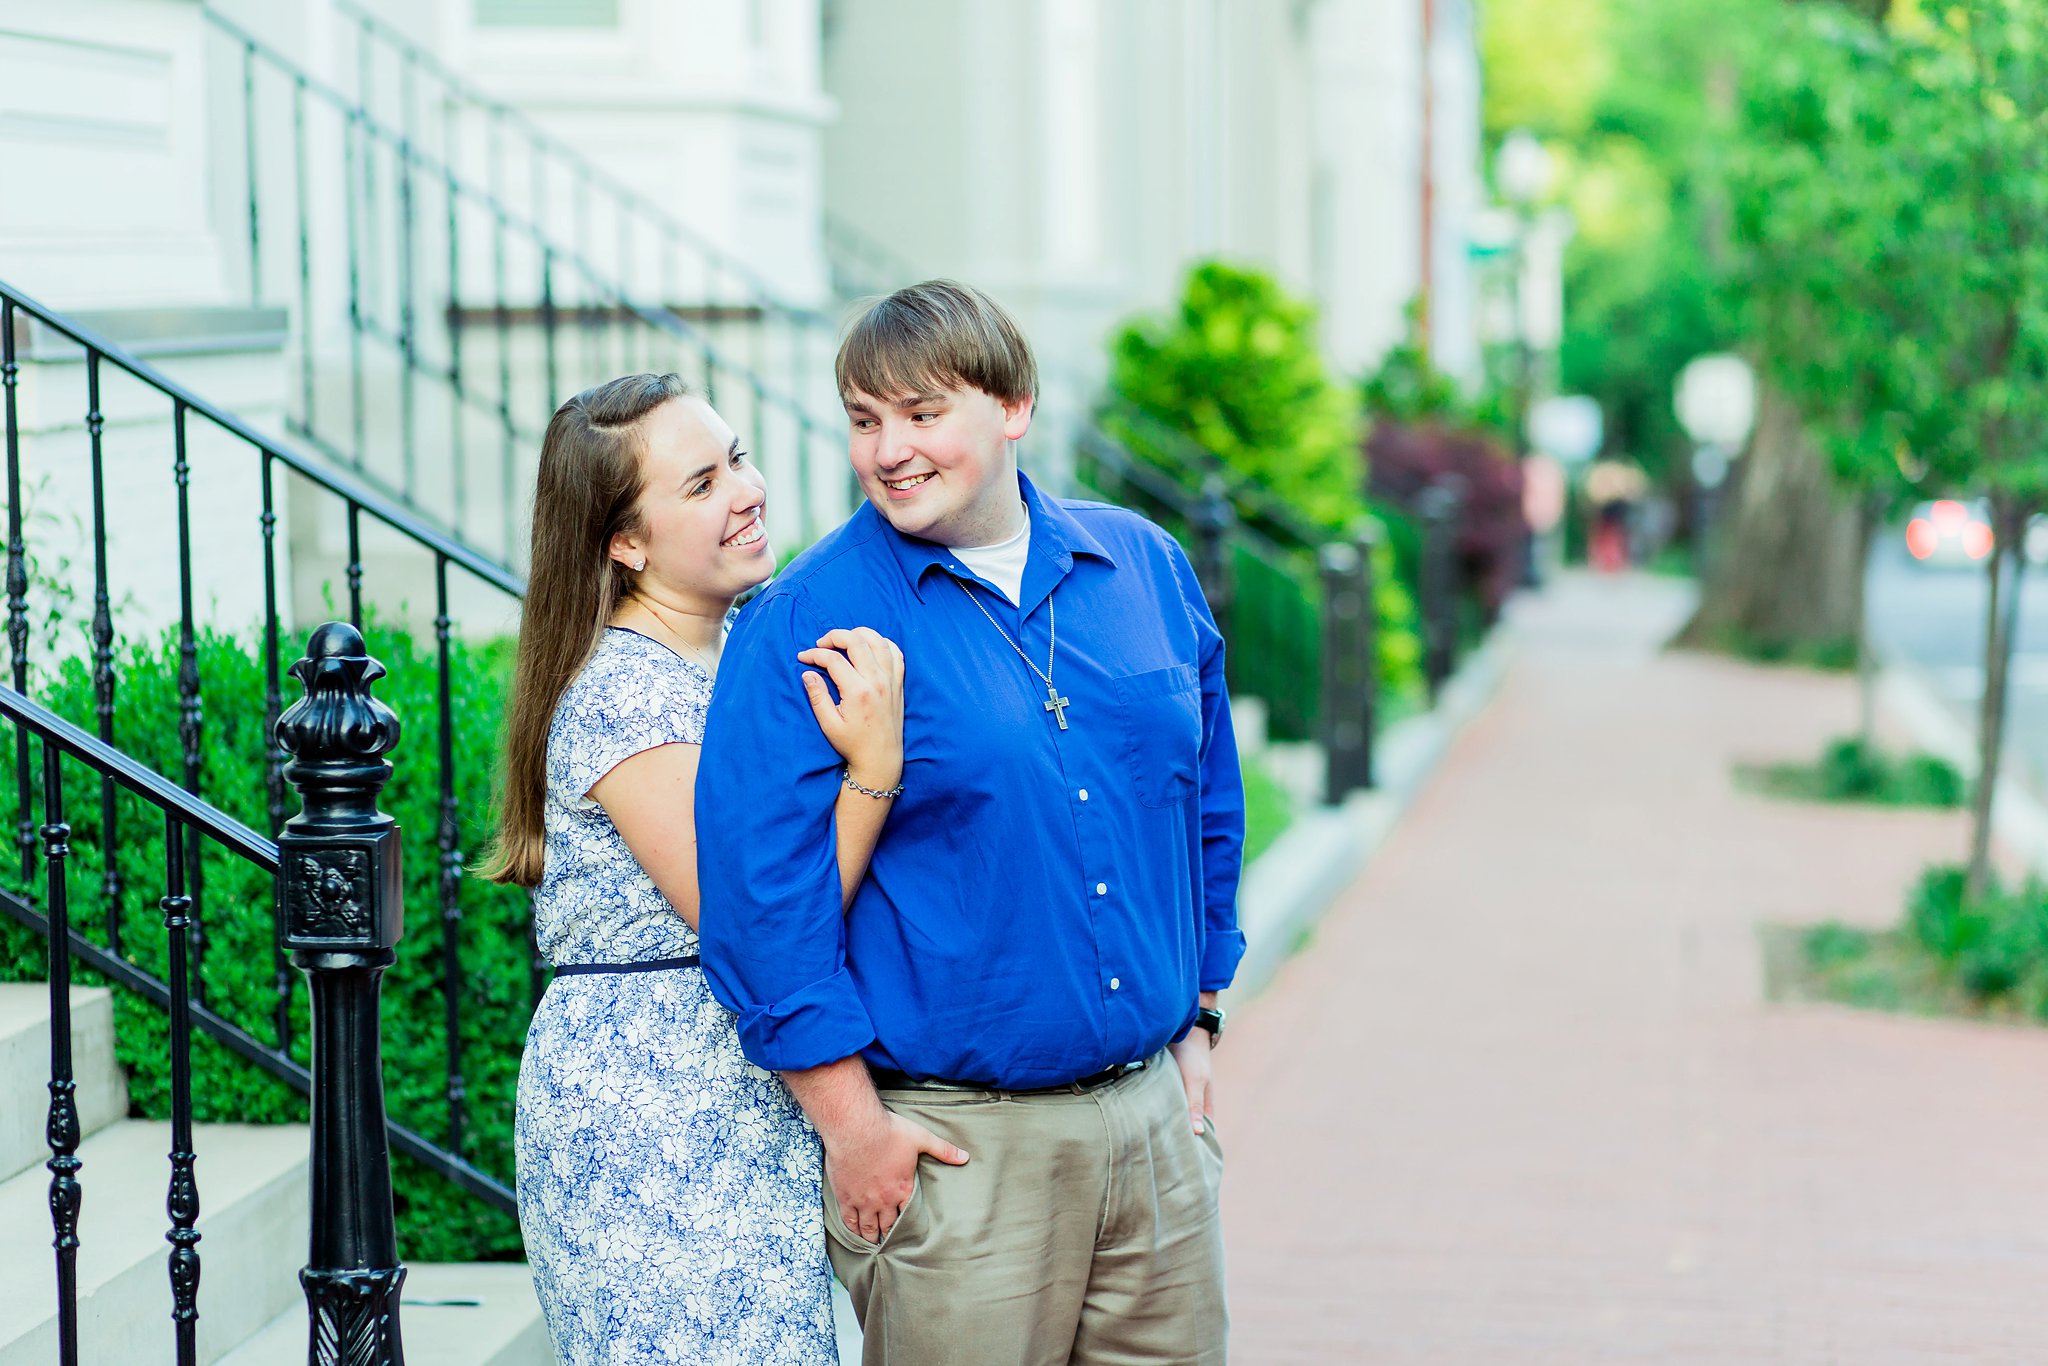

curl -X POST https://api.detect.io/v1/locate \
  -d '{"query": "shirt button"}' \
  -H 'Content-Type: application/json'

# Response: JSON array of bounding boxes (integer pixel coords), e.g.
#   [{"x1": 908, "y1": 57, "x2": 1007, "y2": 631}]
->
[
  {"x1": 1078, "y1": 789, "x2": 1089, "y2": 802},
  {"x1": 1095, "y1": 882, "x2": 1108, "y2": 896},
  {"x1": 1110, "y1": 977, "x2": 1121, "y2": 990}
]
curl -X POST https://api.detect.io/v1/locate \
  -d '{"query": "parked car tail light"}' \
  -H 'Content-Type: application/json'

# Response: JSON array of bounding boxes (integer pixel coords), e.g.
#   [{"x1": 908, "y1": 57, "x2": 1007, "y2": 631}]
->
[
  {"x1": 1931, "y1": 499, "x2": 1971, "y2": 530},
  {"x1": 1906, "y1": 518, "x2": 1939, "y2": 559},
  {"x1": 1964, "y1": 522, "x2": 1996, "y2": 559}
]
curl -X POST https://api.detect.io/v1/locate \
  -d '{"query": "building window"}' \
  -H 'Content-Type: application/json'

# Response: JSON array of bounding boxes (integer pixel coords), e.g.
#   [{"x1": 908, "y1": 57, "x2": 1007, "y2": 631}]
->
[{"x1": 475, "y1": 0, "x2": 621, "y2": 27}]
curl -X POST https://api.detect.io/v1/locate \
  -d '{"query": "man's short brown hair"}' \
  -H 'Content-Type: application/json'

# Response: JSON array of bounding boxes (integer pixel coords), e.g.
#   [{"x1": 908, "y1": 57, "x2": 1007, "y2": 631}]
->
[{"x1": 836, "y1": 279, "x2": 1039, "y2": 405}]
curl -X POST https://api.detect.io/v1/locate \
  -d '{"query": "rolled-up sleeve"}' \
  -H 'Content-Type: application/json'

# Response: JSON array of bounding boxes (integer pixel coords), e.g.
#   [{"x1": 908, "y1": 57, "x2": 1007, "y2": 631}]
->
[
  {"x1": 1170, "y1": 542, "x2": 1248, "y2": 990},
  {"x1": 697, "y1": 589, "x2": 878, "y2": 1070}
]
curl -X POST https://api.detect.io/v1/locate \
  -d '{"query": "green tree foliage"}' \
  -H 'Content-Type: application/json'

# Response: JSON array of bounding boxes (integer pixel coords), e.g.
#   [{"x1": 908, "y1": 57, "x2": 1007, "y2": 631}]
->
[
  {"x1": 1106, "y1": 261, "x2": 1364, "y2": 532},
  {"x1": 1483, "y1": 0, "x2": 1772, "y2": 479},
  {"x1": 1731, "y1": 0, "x2": 2048, "y2": 897}
]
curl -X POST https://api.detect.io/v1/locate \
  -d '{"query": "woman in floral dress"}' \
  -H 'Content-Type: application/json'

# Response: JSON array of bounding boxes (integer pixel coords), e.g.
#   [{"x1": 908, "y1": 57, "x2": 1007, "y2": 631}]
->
[{"x1": 481, "y1": 373, "x2": 903, "y2": 1364}]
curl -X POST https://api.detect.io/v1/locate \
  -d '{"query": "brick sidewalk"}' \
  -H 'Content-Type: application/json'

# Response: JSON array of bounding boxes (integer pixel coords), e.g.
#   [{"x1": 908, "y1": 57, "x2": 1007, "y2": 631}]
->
[{"x1": 1217, "y1": 573, "x2": 2048, "y2": 1364}]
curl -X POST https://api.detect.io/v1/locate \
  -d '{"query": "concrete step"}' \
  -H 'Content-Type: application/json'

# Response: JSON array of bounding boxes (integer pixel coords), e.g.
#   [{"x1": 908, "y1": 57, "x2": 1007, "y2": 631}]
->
[
  {"x1": 0, "y1": 985, "x2": 130, "y2": 1185},
  {"x1": 218, "y1": 1263, "x2": 550, "y2": 1366},
  {"x1": 0, "y1": 1120, "x2": 308, "y2": 1366}
]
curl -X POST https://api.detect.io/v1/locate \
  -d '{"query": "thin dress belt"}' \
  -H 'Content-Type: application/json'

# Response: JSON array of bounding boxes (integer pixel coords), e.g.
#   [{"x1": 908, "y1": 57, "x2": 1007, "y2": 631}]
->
[
  {"x1": 550, "y1": 954, "x2": 700, "y2": 977},
  {"x1": 867, "y1": 1056, "x2": 1149, "y2": 1097}
]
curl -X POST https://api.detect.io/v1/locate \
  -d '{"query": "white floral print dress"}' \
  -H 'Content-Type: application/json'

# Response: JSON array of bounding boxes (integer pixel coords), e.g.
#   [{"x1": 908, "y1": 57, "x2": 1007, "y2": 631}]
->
[{"x1": 515, "y1": 627, "x2": 837, "y2": 1365}]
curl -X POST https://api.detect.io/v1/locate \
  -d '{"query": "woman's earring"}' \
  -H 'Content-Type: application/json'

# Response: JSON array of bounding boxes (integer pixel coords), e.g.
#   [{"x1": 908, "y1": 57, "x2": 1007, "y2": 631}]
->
[{"x1": 632, "y1": 558, "x2": 647, "y2": 572}]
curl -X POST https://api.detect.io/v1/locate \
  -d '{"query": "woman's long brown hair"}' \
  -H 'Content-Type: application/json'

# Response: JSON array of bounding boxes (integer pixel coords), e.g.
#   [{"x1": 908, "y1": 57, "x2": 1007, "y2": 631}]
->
[{"x1": 477, "y1": 373, "x2": 687, "y2": 887}]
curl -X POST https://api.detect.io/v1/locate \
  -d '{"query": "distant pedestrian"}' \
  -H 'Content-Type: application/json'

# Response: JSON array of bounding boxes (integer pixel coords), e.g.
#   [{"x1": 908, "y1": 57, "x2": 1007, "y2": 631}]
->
[{"x1": 1585, "y1": 460, "x2": 1647, "y2": 573}]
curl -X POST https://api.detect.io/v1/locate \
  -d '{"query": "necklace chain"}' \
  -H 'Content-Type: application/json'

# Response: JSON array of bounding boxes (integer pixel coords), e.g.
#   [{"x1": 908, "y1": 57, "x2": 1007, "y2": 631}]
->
[
  {"x1": 622, "y1": 597, "x2": 718, "y2": 675},
  {"x1": 954, "y1": 580, "x2": 1054, "y2": 686},
  {"x1": 953, "y1": 579, "x2": 1071, "y2": 729}
]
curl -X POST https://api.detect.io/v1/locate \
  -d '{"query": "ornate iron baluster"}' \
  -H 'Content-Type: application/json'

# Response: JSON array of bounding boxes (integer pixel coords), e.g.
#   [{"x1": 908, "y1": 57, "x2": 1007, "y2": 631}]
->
[
  {"x1": 540, "y1": 247, "x2": 559, "y2": 408},
  {"x1": 346, "y1": 503, "x2": 365, "y2": 632},
  {"x1": 161, "y1": 815, "x2": 202, "y2": 1366},
  {"x1": 86, "y1": 352, "x2": 121, "y2": 956},
  {"x1": 358, "y1": 35, "x2": 384, "y2": 352},
  {"x1": 260, "y1": 455, "x2": 287, "y2": 840},
  {"x1": 1417, "y1": 480, "x2": 1463, "y2": 701},
  {"x1": 444, "y1": 172, "x2": 468, "y2": 542},
  {"x1": 171, "y1": 404, "x2": 209, "y2": 1012},
  {"x1": 42, "y1": 743, "x2": 81, "y2": 1366},
  {"x1": 345, "y1": 109, "x2": 368, "y2": 472},
  {"x1": 617, "y1": 207, "x2": 636, "y2": 374},
  {"x1": 1318, "y1": 537, "x2": 1373, "y2": 804},
  {"x1": 433, "y1": 559, "x2": 465, "y2": 1155},
  {"x1": 489, "y1": 115, "x2": 516, "y2": 561},
  {"x1": 397, "y1": 131, "x2": 419, "y2": 503},
  {"x1": 3, "y1": 299, "x2": 33, "y2": 894},
  {"x1": 243, "y1": 43, "x2": 262, "y2": 305},
  {"x1": 294, "y1": 76, "x2": 315, "y2": 434},
  {"x1": 575, "y1": 171, "x2": 594, "y2": 383},
  {"x1": 276, "y1": 622, "x2": 408, "y2": 1366}
]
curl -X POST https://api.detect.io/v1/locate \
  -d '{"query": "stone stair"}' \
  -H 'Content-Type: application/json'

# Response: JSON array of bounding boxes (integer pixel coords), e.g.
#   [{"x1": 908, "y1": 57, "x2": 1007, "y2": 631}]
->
[{"x1": 0, "y1": 983, "x2": 548, "y2": 1365}]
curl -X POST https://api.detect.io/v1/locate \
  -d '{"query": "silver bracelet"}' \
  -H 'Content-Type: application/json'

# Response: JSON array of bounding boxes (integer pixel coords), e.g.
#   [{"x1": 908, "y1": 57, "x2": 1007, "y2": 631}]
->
[{"x1": 842, "y1": 768, "x2": 905, "y2": 800}]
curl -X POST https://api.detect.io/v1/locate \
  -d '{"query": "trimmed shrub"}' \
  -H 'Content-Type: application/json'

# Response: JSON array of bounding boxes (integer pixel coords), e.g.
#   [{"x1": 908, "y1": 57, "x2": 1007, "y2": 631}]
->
[
  {"x1": 1107, "y1": 261, "x2": 1365, "y2": 532},
  {"x1": 0, "y1": 620, "x2": 529, "y2": 1262}
]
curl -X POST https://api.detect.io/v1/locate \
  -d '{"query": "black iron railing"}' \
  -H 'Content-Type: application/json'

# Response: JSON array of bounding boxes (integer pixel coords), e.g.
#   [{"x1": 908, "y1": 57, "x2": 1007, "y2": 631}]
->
[
  {"x1": 3, "y1": 622, "x2": 423, "y2": 1366},
  {"x1": 2, "y1": 279, "x2": 518, "y2": 1200},
  {"x1": 206, "y1": 8, "x2": 854, "y2": 567}
]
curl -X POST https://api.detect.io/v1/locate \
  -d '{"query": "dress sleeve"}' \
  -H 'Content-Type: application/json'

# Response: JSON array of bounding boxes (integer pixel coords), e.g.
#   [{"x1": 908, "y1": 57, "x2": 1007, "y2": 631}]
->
[{"x1": 554, "y1": 645, "x2": 712, "y2": 810}]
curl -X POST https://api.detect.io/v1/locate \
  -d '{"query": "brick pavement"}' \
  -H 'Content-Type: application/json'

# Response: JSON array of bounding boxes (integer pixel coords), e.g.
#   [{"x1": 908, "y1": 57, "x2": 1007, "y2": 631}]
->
[{"x1": 1216, "y1": 573, "x2": 2048, "y2": 1365}]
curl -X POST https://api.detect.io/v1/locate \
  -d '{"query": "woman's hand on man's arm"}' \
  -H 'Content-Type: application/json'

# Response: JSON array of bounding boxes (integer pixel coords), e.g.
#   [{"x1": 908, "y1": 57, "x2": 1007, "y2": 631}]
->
[{"x1": 801, "y1": 627, "x2": 905, "y2": 911}]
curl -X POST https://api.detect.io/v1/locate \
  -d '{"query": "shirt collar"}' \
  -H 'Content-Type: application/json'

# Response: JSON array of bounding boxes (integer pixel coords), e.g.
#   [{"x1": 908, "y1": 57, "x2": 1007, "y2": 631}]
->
[{"x1": 881, "y1": 470, "x2": 1118, "y2": 601}]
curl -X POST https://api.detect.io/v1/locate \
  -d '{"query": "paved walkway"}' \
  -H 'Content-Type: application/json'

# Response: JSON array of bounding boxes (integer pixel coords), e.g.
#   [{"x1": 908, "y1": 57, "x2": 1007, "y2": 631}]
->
[{"x1": 1218, "y1": 573, "x2": 2048, "y2": 1364}]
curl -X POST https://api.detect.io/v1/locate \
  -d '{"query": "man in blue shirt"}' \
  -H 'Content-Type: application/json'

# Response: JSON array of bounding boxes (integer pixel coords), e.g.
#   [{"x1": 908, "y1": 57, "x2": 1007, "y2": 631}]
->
[{"x1": 699, "y1": 280, "x2": 1245, "y2": 1364}]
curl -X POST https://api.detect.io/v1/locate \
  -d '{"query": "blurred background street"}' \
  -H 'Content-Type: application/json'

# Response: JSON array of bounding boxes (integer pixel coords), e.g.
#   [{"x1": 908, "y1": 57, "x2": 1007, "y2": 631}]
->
[
  {"x1": 1222, "y1": 572, "x2": 2048, "y2": 1364},
  {"x1": 8, "y1": 0, "x2": 2048, "y2": 1362}
]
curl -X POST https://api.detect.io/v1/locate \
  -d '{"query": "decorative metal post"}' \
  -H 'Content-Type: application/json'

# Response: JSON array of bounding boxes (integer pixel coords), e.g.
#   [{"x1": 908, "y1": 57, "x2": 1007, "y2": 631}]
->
[
  {"x1": 274, "y1": 623, "x2": 407, "y2": 1366},
  {"x1": 1191, "y1": 473, "x2": 1235, "y2": 618},
  {"x1": 1353, "y1": 524, "x2": 1380, "y2": 790},
  {"x1": 1417, "y1": 481, "x2": 1464, "y2": 702},
  {"x1": 1318, "y1": 536, "x2": 1373, "y2": 804}
]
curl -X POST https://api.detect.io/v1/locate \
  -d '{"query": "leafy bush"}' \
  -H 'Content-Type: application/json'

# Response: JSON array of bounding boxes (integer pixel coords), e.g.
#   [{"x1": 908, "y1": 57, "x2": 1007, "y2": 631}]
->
[
  {"x1": 1106, "y1": 261, "x2": 1364, "y2": 532},
  {"x1": 0, "y1": 619, "x2": 529, "y2": 1262},
  {"x1": 1359, "y1": 338, "x2": 1528, "y2": 625},
  {"x1": 1098, "y1": 261, "x2": 1425, "y2": 728},
  {"x1": 1747, "y1": 737, "x2": 1966, "y2": 808}
]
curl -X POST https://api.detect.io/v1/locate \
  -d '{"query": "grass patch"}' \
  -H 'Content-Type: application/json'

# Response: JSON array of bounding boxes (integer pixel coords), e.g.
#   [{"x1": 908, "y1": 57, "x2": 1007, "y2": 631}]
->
[
  {"x1": 1691, "y1": 624, "x2": 1859, "y2": 672},
  {"x1": 1242, "y1": 754, "x2": 1294, "y2": 865},
  {"x1": 1737, "y1": 736, "x2": 1967, "y2": 808},
  {"x1": 1771, "y1": 866, "x2": 2048, "y2": 1024}
]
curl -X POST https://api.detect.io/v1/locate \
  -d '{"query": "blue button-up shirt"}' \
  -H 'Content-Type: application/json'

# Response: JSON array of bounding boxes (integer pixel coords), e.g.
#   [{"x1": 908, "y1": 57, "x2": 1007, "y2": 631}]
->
[{"x1": 697, "y1": 473, "x2": 1247, "y2": 1088}]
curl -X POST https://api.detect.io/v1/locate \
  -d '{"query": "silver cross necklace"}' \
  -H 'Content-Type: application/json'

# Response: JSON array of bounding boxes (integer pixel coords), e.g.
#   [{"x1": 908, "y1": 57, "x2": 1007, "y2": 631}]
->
[{"x1": 953, "y1": 579, "x2": 1070, "y2": 729}]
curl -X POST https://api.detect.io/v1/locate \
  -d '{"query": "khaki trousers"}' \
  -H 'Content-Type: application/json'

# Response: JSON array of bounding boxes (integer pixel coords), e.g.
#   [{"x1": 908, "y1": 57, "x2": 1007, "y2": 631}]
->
[{"x1": 824, "y1": 1053, "x2": 1227, "y2": 1366}]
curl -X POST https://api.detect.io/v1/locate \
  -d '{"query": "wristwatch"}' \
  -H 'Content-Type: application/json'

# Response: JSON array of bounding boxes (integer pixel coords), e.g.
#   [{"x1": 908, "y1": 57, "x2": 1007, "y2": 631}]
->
[{"x1": 1192, "y1": 1006, "x2": 1226, "y2": 1048}]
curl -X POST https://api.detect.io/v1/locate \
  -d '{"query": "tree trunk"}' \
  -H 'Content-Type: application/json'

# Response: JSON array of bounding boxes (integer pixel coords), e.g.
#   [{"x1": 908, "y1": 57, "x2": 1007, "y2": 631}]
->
[
  {"x1": 1677, "y1": 384, "x2": 1868, "y2": 654},
  {"x1": 1966, "y1": 494, "x2": 2029, "y2": 902}
]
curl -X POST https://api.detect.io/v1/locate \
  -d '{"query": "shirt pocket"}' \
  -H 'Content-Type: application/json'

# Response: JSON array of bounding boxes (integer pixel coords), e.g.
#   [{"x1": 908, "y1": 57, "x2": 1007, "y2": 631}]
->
[{"x1": 1113, "y1": 663, "x2": 1202, "y2": 809}]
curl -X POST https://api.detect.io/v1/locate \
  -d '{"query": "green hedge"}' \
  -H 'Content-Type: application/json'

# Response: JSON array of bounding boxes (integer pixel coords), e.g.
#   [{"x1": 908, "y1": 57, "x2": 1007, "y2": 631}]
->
[{"x1": 0, "y1": 621, "x2": 529, "y2": 1262}]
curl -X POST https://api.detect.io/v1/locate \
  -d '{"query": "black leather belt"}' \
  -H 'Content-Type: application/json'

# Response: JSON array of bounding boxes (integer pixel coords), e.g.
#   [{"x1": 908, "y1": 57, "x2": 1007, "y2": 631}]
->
[
  {"x1": 551, "y1": 954, "x2": 700, "y2": 976},
  {"x1": 868, "y1": 1057, "x2": 1148, "y2": 1097}
]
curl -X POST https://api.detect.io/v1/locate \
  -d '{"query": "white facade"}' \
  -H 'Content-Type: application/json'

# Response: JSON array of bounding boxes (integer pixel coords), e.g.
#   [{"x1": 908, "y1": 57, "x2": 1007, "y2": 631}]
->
[
  {"x1": 820, "y1": 0, "x2": 1485, "y2": 392},
  {"x1": 0, "y1": 0, "x2": 1487, "y2": 649}
]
